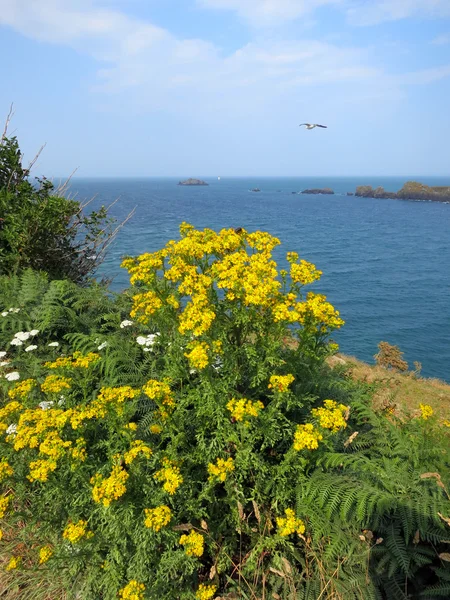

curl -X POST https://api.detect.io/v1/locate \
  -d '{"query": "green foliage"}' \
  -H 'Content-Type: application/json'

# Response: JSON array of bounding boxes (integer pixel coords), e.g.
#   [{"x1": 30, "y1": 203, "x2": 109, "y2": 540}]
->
[
  {"x1": 0, "y1": 134, "x2": 116, "y2": 283},
  {"x1": 0, "y1": 226, "x2": 449, "y2": 600}
]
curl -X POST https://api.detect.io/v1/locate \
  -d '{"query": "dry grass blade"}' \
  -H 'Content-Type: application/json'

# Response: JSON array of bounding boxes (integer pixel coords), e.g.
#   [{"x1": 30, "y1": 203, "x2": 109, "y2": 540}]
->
[{"x1": 252, "y1": 500, "x2": 261, "y2": 523}]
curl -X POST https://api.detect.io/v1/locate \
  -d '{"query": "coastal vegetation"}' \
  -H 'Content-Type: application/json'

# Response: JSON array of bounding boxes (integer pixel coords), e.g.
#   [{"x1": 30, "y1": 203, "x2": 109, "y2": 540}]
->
[{"x1": 1, "y1": 136, "x2": 450, "y2": 600}]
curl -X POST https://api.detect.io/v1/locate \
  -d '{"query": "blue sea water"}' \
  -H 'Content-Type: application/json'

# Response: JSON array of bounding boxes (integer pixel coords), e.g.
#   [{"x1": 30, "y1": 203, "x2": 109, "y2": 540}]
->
[{"x1": 68, "y1": 176, "x2": 450, "y2": 382}]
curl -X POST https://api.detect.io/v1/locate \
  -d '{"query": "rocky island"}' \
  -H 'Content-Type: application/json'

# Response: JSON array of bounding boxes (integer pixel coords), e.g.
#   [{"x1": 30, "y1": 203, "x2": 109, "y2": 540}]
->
[
  {"x1": 301, "y1": 188, "x2": 334, "y2": 195},
  {"x1": 178, "y1": 178, "x2": 208, "y2": 186},
  {"x1": 355, "y1": 181, "x2": 450, "y2": 202}
]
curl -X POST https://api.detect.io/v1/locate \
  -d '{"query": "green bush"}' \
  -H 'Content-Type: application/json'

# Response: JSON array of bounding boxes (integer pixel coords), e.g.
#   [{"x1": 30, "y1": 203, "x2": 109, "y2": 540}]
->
[
  {"x1": 0, "y1": 134, "x2": 116, "y2": 283},
  {"x1": 0, "y1": 224, "x2": 449, "y2": 600}
]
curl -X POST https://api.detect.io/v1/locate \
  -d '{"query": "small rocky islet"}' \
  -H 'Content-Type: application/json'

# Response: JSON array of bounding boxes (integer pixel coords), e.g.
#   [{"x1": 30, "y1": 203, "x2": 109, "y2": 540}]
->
[{"x1": 178, "y1": 178, "x2": 208, "y2": 186}]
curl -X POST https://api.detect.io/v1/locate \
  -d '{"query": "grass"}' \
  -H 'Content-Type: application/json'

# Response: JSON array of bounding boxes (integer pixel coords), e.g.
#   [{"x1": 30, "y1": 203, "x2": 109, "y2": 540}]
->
[{"x1": 329, "y1": 354, "x2": 450, "y2": 418}]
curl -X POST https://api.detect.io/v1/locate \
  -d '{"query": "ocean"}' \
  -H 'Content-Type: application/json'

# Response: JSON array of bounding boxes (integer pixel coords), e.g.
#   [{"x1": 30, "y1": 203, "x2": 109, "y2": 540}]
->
[{"x1": 68, "y1": 176, "x2": 450, "y2": 382}]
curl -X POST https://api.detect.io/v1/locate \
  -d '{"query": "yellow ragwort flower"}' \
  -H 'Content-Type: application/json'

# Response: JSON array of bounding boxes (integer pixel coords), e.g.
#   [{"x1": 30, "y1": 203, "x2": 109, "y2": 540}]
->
[
  {"x1": 8, "y1": 379, "x2": 36, "y2": 400},
  {"x1": 419, "y1": 404, "x2": 434, "y2": 420},
  {"x1": 185, "y1": 341, "x2": 210, "y2": 370},
  {"x1": 62, "y1": 520, "x2": 92, "y2": 544},
  {"x1": 179, "y1": 530, "x2": 204, "y2": 557},
  {"x1": 154, "y1": 459, "x2": 183, "y2": 495},
  {"x1": 311, "y1": 399, "x2": 348, "y2": 432},
  {"x1": 91, "y1": 465, "x2": 129, "y2": 506},
  {"x1": 0, "y1": 495, "x2": 11, "y2": 518},
  {"x1": 268, "y1": 374, "x2": 295, "y2": 393},
  {"x1": 6, "y1": 556, "x2": 21, "y2": 571},
  {"x1": 227, "y1": 398, "x2": 264, "y2": 422},
  {"x1": 196, "y1": 583, "x2": 218, "y2": 600},
  {"x1": 39, "y1": 545, "x2": 53, "y2": 564},
  {"x1": 276, "y1": 508, "x2": 305, "y2": 537},
  {"x1": 144, "y1": 505, "x2": 172, "y2": 531},
  {"x1": 44, "y1": 351, "x2": 100, "y2": 370},
  {"x1": 207, "y1": 457, "x2": 235, "y2": 482},
  {"x1": 123, "y1": 440, "x2": 152, "y2": 465},
  {"x1": 27, "y1": 459, "x2": 58, "y2": 482},
  {"x1": 119, "y1": 580, "x2": 146, "y2": 600},
  {"x1": 150, "y1": 424, "x2": 162, "y2": 434},
  {"x1": 293, "y1": 423, "x2": 323, "y2": 451},
  {"x1": 41, "y1": 375, "x2": 72, "y2": 394},
  {"x1": 0, "y1": 460, "x2": 13, "y2": 482}
]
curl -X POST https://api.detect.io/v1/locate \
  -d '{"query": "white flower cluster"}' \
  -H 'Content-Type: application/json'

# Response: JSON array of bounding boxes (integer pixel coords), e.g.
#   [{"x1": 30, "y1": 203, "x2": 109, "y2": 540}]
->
[
  {"x1": 120, "y1": 320, "x2": 134, "y2": 328},
  {"x1": 136, "y1": 333, "x2": 160, "y2": 352},
  {"x1": 5, "y1": 372, "x2": 20, "y2": 381},
  {"x1": 10, "y1": 330, "x2": 39, "y2": 348},
  {"x1": 97, "y1": 341, "x2": 108, "y2": 351},
  {"x1": 1, "y1": 308, "x2": 20, "y2": 317},
  {"x1": 48, "y1": 341, "x2": 59, "y2": 347}
]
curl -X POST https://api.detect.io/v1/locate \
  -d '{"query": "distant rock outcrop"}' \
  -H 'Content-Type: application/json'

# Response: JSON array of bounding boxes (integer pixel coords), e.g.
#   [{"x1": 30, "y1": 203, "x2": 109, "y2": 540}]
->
[
  {"x1": 355, "y1": 181, "x2": 450, "y2": 202},
  {"x1": 301, "y1": 188, "x2": 334, "y2": 195},
  {"x1": 251, "y1": 188, "x2": 261, "y2": 192},
  {"x1": 347, "y1": 192, "x2": 354, "y2": 196},
  {"x1": 178, "y1": 178, "x2": 208, "y2": 186}
]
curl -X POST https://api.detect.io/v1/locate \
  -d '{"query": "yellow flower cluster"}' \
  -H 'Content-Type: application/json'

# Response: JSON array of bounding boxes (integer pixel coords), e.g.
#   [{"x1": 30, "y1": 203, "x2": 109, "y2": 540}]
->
[
  {"x1": 288, "y1": 254, "x2": 322, "y2": 286},
  {"x1": 276, "y1": 508, "x2": 306, "y2": 537},
  {"x1": 8, "y1": 378, "x2": 36, "y2": 400},
  {"x1": 185, "y1": 341, "x2": 210, "y2": 370},
  {"x1": 293, "y1": 424, "x2": 323, "y2": 451},
  {"x1": 207, "y1": 457, "x2": 235, "y2": 482},
  {"x1": 44, "y1": 351, "x2": 100, "y2": 370},
  {"x1": 296, "y1": 292, "x2": 345, "y2": 331},
  {"x1": 0, "y1": 495, "x2": 11, "y2": 518},
  {"x1": 62, "y1": 520, "x2": 92, "y2": 544},
  {"x1": 227, "y1": 398, "x2": 264, "y2": 422},
  {"x1": 268, "y1": 374, "x2": 295, "y2": 393},
  {"x1": 154, "y1": 459, "x2": 183, "y2": 495},
  {"x1": 6, "y1": 556, "x2": 21, "y2": 571},
  {"x1": 119, "y1": 581, "x2": 146, "y2": 600},
  {"x1": 41, "y1": 374, "x2": 72, "y2": 394},
  {"x1": 419, "y1": 404, "x2": 434, "y2": 420},
  {"x1": 28, "y1": 458, "x2": 57, "y2": 482},
  {"x1": 144, "y1": 505, "x2": 172, "y2": 531},
  {"x1": 196, "y1": 584, "x2": 217, "y2": 600},
  {"x1": 71, "y1": 438, "x2": 87, "y2": 463},
  {"x1": 70, "y1": 386, "x2": 140, "y2": 427},
  {"x1": 91, "y1": 464, "x2": 129, "y2": 506},
  {"x1": 311, "y1": 399, "x2": 348, "y2": 432},
  {"x1": 123, "y1": 440, "x2": 152, "y2": 465},
  {"x1": 0, "y1": 460, "x2": 13, "y2": 482},
  {"x1": 150, "y1": 424, "x2": 162, "y2": 434},
  {"x1": 39, "y1": 545, "x2": 53, "y2": 564},
  {"x1": 130, "y1": 290, "x2": 163, "y2": 321},
  {"x1": 0, "y1": 400, "x2": 20, "y2": 433},
  {"x1": 142, "y1": 379, "x2": 174, "y2": 407},
  {"x1": 179, "y1": 530, "x2": 204, "y2": 557}
]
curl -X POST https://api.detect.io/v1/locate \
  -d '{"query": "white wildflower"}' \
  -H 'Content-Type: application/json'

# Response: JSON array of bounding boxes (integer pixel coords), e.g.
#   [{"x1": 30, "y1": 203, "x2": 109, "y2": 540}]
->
[
  {"x1": 48, "y1": 342, "x2": 59, "y2": 347},
  {"x1": 0, "y1": 351, "x2": 6, "y2": 358},
  {"x1": 0, "y1": 361, "x2": 10, "y2": 367},
  {"x1": 136, "y1": 336, "x2": 147, "y2": 346},
  {"x1": 189, "y1": 368, "x2": 197, "y2": 375},
  {"x1": 58, "y1": 396, "x2": 65, "y2": 406},
  {"x1": 39, "y1": 401, "x2": 54, "y2": 410},
  {"x1": 29, "y1": 329, "x2": 40, "y2": 337},
  {"x1": 97, "y1": 342, "x2": 108, "y2": 351},
  {"x1": 25, "y1": 345, "x2": 38, "y2": 352},
  {"x1": 15, "y1": 331, "x2": 31, "y2": 341},
  {"x1": 120, "y1": 320, "x2": 133, "y2": 328},
  {"x1": 6, "y1": 424, "x2": 17, "y2": 436},
  {"x1": 10, "y1": 338, "x2": 23, "y2": 346},
  {"x1": 5, "y1": 372, "x2": 20, "y2": 381},
  {"x1": 143, "y1": 348, "x2": 152, "y2": 352},
  {"x1": 1, "y1": 312, "x2": 8, "y2": 317},
  {"x1": 8, "y1": 308, "x2": 20, "y2": 313}
]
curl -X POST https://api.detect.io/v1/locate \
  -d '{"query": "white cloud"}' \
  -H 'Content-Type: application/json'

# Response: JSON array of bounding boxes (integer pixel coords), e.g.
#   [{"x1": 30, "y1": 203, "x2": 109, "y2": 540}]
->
[
  {"x1": 346, "y1": 0, "x2": 450, "y2": 26},
  {"x1": 198, "y1": 0, "x2": 339, "y2": 25},
  {"x1": 432, "y1": 33, "x2": 450, "y2": 45}
]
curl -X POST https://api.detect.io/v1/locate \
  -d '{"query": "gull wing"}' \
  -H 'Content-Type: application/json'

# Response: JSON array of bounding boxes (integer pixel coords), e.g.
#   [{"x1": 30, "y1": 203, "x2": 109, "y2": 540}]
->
[{"x1": 315, "y1": 124, "x2": 327, "y2": 128}]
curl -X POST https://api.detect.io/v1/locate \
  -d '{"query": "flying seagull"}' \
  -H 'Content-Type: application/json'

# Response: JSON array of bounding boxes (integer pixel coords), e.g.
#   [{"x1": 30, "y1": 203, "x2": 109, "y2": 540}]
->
[{"x1": 299, "y1": 123, "x2": 327, "y2": 129}]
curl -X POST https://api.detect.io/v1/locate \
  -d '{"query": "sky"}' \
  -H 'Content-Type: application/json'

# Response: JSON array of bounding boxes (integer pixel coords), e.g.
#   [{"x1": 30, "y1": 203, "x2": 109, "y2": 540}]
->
[{"x1": 1, "y1": 0, "x2": 450, "y2": 177}]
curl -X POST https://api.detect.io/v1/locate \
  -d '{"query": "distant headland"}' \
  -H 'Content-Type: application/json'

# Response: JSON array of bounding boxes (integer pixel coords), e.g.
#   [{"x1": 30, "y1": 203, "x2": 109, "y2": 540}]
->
[
  {"x1": 178, "y1": 178, "x2": 208, "y2": 186},
  {"x1": 301, "y1": 188, "x2": 334, "y2": 195},
  {"x1": 354, "y1": 181, "x2": 450, "y2": 202}
]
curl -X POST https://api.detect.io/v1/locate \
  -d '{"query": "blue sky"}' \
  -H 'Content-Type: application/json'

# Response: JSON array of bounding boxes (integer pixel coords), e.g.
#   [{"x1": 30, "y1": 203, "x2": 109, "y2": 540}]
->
[{"x1": 1, "y1": 0, "x2": 450, "y2": 176}]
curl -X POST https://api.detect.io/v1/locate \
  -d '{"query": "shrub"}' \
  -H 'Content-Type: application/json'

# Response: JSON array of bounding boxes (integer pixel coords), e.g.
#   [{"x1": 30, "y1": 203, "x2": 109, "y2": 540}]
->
[
  {"x1": 0, "y1": 131, "x2": 122, "y2": 283},
  {"x1": 0, "y1": 224, "x2": 449, "y2": 600},
  {"x1": 375, "y1": 341, "x2": 409, "y2": 372}
]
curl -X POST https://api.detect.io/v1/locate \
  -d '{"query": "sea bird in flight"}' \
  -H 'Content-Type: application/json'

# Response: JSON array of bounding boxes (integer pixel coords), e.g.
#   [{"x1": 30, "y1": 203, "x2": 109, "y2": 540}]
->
[{"x1": 299, "y1": 123, "x2": 327, "y2": 129}]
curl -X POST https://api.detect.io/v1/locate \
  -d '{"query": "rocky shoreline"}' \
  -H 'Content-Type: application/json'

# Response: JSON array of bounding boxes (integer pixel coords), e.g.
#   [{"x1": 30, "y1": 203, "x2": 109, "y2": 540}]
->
[{"x1": 354, "y1": 181, "x2": 450, "y2": 202}]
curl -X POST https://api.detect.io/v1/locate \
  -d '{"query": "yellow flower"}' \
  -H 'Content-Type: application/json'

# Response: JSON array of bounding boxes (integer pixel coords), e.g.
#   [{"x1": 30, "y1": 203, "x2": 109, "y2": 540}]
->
[
  {"x1": 39, "y1": 545, "x2": 53, "y2": 564},
  {"x1": 0, "y1": 495, "x2": 11, "y2": 518},
  {"x1": 44, "y1": 351, "x2": 100, "y2": 370},
  {"x1": 27, "y1": 459, "x2": 58, "y2": 482},
  {"x1": 41, "y1": 375, "x2": 72, "y2": 394},
  {"x1": 207, "y1": 457, "x2": 234, "y2": 482},
  {"x1": 6, "y1": 556, "x2": 21, "y2": 571},
  {"x1": 123, "y1": 440, "x2": 152, "y2": 465},
  {"x1": 150, "y1": 424, "x2": 162, "y2": 434},
  {"x1": 293, "y1": 423, "x2": 323, "y2": 451},
  {"x1": 62, "y1": 520, "x2": 92, "y2": 544},
  {"x1": 419, "y1": 404, "x2": 433, "y2": 420},
  {"x1": 443, "y1": 420, "x2": 450, "y2": 428},
  {"x1": 179, "y1": 530, "x2": 204, "y2": 557},
  {"x1": 91, "y1": 464, "x2": 129, "y2": 506},
  {"x1": 268, "y1": 374, "x2": 295, "y2": 393},
  {"x1": 119, "y1": 580, "x2": 146, "y2": 600},
  {"x1": 144, "y1": 505, "x2": 172, "y2": 531},
  {"x1": 196, "y1": 583, "x2": 217, "y2": 600},
  {"x1": 0, "y1": 460, "x2": 13, "y2": 482},
  {"x1": 142, "y1": 379, "x2": 174, "y2": 407},
  {"x1": 311, "y1": 399, "x2": 348, "y2": 432},
  {"x1": 8, "y1": 379, "x2": 36, "y2": 400},
  {"x1": 154, "y1": 459, "x2": 183, "y2": 495},
  {"x1": 125, "y1": 422, "x2": 138, "y2": 431},
  {"x1": 71, "y1": 438, "x2": 87, "y2": 463},
  {"x1": 185, "y1": 341, "x2": 210, "y2": 370},
  {"x1": 227, "y1": 398, "x2": 264, "y2": 422},
  {"x1": 276, "y1": 508, "x2": 305, "y2": 537}
]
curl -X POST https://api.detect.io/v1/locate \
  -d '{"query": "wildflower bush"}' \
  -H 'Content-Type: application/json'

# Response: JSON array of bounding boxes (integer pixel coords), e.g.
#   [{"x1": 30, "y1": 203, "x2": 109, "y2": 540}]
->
[{"x1": 1, "y1": 224, "x2": 450, "y2": 599}]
